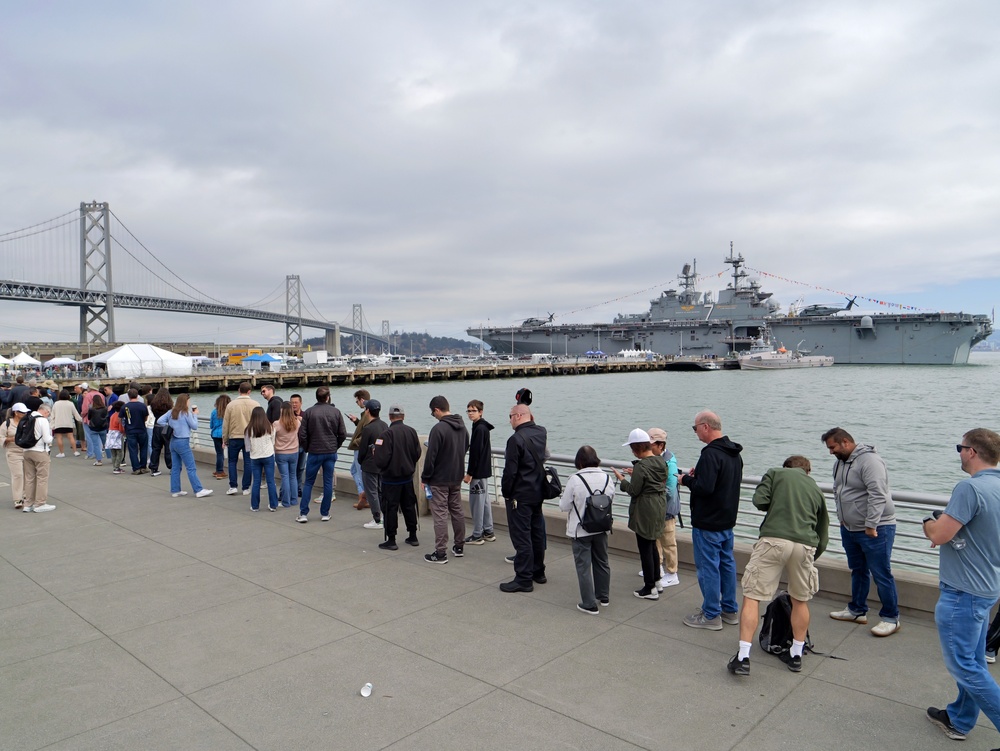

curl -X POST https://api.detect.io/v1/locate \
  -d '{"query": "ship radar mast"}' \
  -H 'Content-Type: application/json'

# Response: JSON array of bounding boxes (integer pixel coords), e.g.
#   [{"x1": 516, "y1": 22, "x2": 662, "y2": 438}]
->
[
  {"x1": 725, "y1": 242, "x2": 748, "y2": 292},
  {"x1": 677, "y1": 260, "x2": 699, "y2": 304}
]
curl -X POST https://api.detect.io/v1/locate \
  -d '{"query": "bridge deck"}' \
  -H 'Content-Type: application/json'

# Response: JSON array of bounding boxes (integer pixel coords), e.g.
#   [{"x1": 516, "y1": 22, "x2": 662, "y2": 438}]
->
[{"x1": 2, "y1": 456, "x2": 996, "y2": 750}]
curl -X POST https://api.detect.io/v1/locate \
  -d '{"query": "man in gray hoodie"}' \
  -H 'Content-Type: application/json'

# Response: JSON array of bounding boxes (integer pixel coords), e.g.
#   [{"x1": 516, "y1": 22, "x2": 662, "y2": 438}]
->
[
  {"x1": 421, "y1": 396, "x2": 469, "y2": 564},
  {"x1": 822, "y1": 427, "x2": 900, "y2": 637}
]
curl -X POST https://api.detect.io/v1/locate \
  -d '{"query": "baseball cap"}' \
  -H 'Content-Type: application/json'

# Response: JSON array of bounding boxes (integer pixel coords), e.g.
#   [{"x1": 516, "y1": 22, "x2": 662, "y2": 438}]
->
[
  {"x1": 622, "y1": 428, "x2": 651, "y2": 446},
  {"x1": 11, "y1": 403, "x2": 29, "y2": 413},
  {"x1": 80, "y1": 382, "x2": 88, "y2": 389},
  {"x1": 364, "y1": 399, "x2": 381, "y2": 411},
  {"x1": 647, "y1": 428, "x2": 667, "y2": 443},
  {"x1": 388, "y1": 404, "x2": 404, "y2": 416}
]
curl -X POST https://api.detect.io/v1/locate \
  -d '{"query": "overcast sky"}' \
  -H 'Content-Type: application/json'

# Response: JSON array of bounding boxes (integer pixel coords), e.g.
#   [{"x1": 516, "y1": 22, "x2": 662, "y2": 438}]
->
[{"x1": 1, "y1": 1, "x2": 997, "y2": 346}]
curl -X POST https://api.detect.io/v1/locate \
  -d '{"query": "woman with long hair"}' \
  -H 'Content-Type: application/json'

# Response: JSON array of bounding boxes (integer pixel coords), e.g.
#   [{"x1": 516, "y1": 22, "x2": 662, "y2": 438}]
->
[
  {"x1": 245, "y1": 406, "x2": 278, "y2": 511},
  {"x1": 157, "y1": 393, "x2": 212, "y2": 498},
  {"x1": 210, "y1": 394, "x2": 230, "y2": 479},
  {"x1": 88, "y1": 394, "x2": 109, "y2": 466},
  {"x1": 50, "y1": 389, "x2": 83, "y2": 458},
  {"x1": 613, "y1": 429, "x2": 667, "y2": 600},
  {"x1": 273, "y1": 401, "x2": 300, "y2": 508},
  {"x1": 148, "y1": 387, "x2": 174, "y2": 476}
]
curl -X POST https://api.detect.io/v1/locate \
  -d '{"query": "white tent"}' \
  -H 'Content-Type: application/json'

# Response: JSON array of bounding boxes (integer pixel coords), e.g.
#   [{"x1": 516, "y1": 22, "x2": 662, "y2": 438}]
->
[
  {"x1": 43, "y1": 356, "x2": 79, "y2": 368},
  {"x1": 12, "y1": 351, "x2": 41, "y2": 367},
  {"x1": 80, "y1": 344, "x2": 194, "y2": 378},
  {"x1": 0, "y1": 354, "x2": 12, "y2": 369}
]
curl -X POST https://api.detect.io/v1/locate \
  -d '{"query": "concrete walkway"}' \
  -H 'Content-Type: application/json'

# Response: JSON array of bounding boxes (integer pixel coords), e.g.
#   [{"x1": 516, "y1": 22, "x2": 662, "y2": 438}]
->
[{"x1": 2, "y1": 457, "x2": 998, "y2": 751}]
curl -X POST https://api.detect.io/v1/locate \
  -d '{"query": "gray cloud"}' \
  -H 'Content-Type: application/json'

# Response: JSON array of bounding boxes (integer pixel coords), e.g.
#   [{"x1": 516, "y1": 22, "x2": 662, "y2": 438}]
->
[{"x1": 1, "y1": 0, "x2": 997, "y2": 345}]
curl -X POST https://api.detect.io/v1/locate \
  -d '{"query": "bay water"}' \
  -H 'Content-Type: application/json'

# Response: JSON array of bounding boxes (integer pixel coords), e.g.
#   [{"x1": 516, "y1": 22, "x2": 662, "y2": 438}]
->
[{"x1": 197, "y1": 353, "x2": 999, "y2": 497}]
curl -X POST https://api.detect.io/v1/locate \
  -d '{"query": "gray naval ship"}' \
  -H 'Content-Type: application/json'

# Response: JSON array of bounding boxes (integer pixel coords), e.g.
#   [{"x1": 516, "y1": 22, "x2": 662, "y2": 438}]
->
[{"x1": 468, "y1": 251, "x2": 993, "y2": 365}]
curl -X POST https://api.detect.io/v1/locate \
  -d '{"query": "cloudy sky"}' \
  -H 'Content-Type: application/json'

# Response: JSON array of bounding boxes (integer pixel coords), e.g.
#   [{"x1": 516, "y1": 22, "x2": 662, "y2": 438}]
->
[{"x1": 1, "y1": 0, "x2": 997, "y2": 346}]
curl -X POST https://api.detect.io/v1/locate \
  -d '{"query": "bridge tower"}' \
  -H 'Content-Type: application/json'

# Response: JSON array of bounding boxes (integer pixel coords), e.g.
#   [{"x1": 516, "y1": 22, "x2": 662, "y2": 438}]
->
[
  {"x1": 381, "y1": 320, "x2": 390, "y2": 353},
  {"x1": 79, "y1": 201, "x2": 116, "y2": 344},
  {"x1": 351, "y1": 303, "x2": 365, "y2": 355},
  {"x1": 285, "y1": 274, "x2": 302, "y2": 347}
]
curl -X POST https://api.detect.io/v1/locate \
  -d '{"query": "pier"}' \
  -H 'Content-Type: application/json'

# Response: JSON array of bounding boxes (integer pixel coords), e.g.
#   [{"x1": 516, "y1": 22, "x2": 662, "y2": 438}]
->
[{"x1": 2, "y1": 451, "x2": 994, "y2": 749}]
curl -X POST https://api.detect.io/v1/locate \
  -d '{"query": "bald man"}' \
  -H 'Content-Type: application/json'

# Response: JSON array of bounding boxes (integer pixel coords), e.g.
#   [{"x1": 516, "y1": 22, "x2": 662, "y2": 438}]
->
[{"x1": 499, "y1": 403, "x2": 549, "y2": 593}]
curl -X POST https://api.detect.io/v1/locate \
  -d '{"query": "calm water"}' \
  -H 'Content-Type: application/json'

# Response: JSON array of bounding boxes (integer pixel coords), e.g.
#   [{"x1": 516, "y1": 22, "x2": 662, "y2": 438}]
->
[{"x1": 197, "y1": 353, "x2": 999, "y2": 496}]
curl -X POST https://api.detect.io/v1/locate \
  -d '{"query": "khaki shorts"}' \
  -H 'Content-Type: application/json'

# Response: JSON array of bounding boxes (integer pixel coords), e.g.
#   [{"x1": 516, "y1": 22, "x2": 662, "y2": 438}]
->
[{"x1": 741, "y1": 536, "x2": 819, "y2": 602}]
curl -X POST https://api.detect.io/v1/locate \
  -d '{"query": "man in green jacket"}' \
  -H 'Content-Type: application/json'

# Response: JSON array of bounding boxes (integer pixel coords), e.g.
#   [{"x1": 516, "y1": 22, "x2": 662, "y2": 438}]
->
[{"x1": 728, "y1": 455, "x2": 829, "y2": 677}]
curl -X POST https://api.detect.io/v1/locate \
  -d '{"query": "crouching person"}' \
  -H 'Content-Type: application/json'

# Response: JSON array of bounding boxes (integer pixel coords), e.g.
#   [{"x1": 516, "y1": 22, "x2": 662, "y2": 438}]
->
[{"x1": 728, "y1": 455, "x2": 828, "y2": 676}]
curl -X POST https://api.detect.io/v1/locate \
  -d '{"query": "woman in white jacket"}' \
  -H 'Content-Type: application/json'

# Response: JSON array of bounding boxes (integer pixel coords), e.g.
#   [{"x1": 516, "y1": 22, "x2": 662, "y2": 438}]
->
[{"x1": 559, "y1": 446, "x2": 614, "y2": 614}]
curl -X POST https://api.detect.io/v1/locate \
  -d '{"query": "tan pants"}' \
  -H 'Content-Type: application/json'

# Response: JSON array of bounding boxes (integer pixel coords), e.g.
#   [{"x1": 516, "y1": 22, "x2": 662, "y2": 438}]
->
[
  {"x1": 22, "y1": 451, "x2": 50, "y2": 507},
  {"x1": 656, "y1": 517, "x2": 678, "y2": 574},
  {"x1": 4, "y1": 447, "x2": 24, "y2": 503}
]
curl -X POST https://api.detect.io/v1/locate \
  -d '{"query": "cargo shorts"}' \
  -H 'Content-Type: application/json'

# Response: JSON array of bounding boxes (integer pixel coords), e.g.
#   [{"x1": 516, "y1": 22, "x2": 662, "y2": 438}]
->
[{"x1": 741, "y1": 536, "x2": 819, "y2": 602}]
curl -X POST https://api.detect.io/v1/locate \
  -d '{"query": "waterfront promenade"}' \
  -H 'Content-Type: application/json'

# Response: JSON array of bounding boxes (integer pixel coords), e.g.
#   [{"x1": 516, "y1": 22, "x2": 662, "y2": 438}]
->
[{"x1": 2, "y1": 459, "x2": 997, "y2": 750}]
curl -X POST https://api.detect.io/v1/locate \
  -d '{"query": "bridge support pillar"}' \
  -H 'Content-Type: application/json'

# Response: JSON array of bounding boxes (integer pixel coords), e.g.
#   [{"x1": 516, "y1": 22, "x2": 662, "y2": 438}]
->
[
  {"x1": 285, "y1": 274, "x2": 302, "y2": 347},
  {"x1": 79, "y1": 201, "x2": 115, "y2": 344},
  {"x1": 325, "y1": 324, "x2": 341, "y2": 356}
]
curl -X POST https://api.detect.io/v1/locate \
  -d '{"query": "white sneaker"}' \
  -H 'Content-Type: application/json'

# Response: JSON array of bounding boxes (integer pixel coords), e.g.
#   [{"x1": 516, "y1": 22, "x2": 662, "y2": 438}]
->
[
  {"x1": 33, "y1": 504, "x2": 56, "y2": 513},
  {"x1": 226, "y1": 487, "x2": 239, "y2": 495},
  {"x1": 296, "y1": 515, "x2": 308, "y2": 523},
  {"x1": 73, "y1": 451, "x2": 81, "y2": 456},
  {"x1": 55, "y1": 453, "x2": 65, "y2": 458},
  {"x1": 241, "y1": 489, "x2": 251, "y2": 496},
  {"x1": 195, "y1": 489, "x2": 213, "y2": 498},
  {"x1": 321, "y1": 514, "x2": 331, "y2": 521},
  {"x1": 659, "y1": 572, "x2": 680, "y2": 588},
  {"x1": 871, "y1": 620, "x2": 901, "y2": 637},
  {"x1": 171, "y1": 491, "x2": 188, "y2": 497},
  {"x1": 830, "y1": 608, "x2": 868, "y2": 624},
  {"x1": 363, "y1": 520, "x2": 383, "y2": 529}
]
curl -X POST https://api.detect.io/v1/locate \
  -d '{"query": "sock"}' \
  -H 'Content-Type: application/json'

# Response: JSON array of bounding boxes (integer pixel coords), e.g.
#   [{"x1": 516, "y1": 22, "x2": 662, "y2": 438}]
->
[
  {"x1": 790, "y1": 639, "x2": 805, "y2": 658},
  {"x1": 738, "y1": 641, "x2": 751, "y2": 660}
]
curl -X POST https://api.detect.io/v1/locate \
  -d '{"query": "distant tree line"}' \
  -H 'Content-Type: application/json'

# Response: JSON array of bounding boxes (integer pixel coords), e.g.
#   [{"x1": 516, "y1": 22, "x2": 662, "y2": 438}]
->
[{"x1": 303, "y1": 331, "x2": 482, "y2": 357}]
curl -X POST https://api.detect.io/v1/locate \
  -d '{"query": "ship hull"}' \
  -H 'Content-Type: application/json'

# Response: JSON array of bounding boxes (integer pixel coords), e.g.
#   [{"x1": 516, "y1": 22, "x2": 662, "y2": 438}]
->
[{"x1": 469, "y1": 313, "x2": 990, "y2": 365}]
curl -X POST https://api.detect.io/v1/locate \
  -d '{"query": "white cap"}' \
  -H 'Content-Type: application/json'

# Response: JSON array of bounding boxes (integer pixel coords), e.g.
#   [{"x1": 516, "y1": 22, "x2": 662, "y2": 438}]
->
[
  {"x1": 622, "y1": 428, "x2": 651, "y2": 446},
  {"x1": 11, "y1": 403, "x2": 29, "y2": 413},
  {"x1": 80, "y1": 382, "x2": 88, "y2": 389}
]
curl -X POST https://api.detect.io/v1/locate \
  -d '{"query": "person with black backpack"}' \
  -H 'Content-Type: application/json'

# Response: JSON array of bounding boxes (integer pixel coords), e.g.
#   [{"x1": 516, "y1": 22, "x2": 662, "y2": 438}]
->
[
  {"x1": 559, "y1": 446, "x2": 614, "y2": 614},
  {"x1": 20, "y1": 403, "x2": 55, "y2": 513},
  {"x1": 727, "y1": 455, "x2": 828, "y2": 677}
]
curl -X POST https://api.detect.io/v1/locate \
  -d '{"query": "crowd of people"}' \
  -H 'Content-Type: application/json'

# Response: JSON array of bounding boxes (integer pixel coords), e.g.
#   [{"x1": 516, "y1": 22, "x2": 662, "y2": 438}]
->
[{"x1": 3, "y1": 376, "x2": 1000, "y2": 746}]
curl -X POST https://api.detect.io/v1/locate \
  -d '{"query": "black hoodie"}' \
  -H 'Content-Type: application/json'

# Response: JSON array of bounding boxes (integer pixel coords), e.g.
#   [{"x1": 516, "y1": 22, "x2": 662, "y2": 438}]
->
[
  {"x1": 466, "y1": 418, "x2": 495, "y2": 479},
  {"x1": 420, "y1": 413, "x2": 470, "y2": 485},
  {"x1": 681, "y1": 436, "x2": 744, "y2": 531}
]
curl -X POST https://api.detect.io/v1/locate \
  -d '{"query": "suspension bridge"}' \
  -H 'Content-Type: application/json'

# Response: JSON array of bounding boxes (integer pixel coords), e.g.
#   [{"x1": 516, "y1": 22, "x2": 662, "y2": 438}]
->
[{"x1": 0, "y1": 202, "x2": 390, "y2": 353}]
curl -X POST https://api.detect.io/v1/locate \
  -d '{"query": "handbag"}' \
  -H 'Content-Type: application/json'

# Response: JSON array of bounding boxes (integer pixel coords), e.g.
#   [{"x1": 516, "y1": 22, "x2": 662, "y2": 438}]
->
[
  {"x1": 159, "y1": 422, "x2": 174, "y2": 443},
  {"x1": 518, "y1": 435, "x2": 562, "y2": 500},
  {"x1": 105, "y1": 429, "x2": 123, "y2": 450}
]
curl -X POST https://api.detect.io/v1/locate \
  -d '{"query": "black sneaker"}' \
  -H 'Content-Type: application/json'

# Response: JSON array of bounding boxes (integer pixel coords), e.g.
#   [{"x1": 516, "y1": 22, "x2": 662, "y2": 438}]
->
[
  {"x1": 505, "y1": 555, "x2": 515, "y2": 564},
  {"x1": 378, "y1": 540, "x2": 398, "y2": 551},
  {"x1": 533, "y1": 574, "x2": 547, "y2": 584},
  {"x1": 598, "y1": 597, "x2": 610, "y2": 607},
  {"x1": 424, "y1": 551, "x2": 448, "y2": 564},
  {"x1": 577, "y1": 603, "x2": 599, "y2": 615},
  {"x1": 483, "y1": 531, "x2": 497, "y2": 542},
  {"x1": 779, "y1": 651, "x2": 802, "y2": 673},
  {"x1": 405, "y1": 536, "x2": 419, "y2": 547},
  {"x1": 464, "y1": 534, "x2": 485, "y2": 545},
  {"x1": 499, "y1": 580, "x2": 533, "y2": 593},
  {"x1": 926, "y1": 707, "x2": 966, "y2": 740},
  {"x1": 452, "y1": 545, "x2": 464, "y2": 558},
  {"x1": 727, "y1": 654, "x2": 750, "y2": 676}
]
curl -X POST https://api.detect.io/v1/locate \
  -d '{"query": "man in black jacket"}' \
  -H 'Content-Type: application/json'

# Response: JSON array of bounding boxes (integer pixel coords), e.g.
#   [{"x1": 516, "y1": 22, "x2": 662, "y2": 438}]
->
[
  {"x1": 499, "y1": 403, "x2": 549, "y2": 592},
  {"x1": 680, "y1": 410, "x2": 744, "y2": 630},
  {"x1": 357, "y1": 399, "x2": 388, "y2": 530},
  {"x1": 261, "y1": 385, "x2": 283, "y2": 423},
  {"x1": 463, "y1": 399, "x2": 496, "y2": 545},
  {"x1": 420, "y1": 395, "x2": 469, "y2": 564},
  {"x1": 295, "y1": 387, "x2": 346, "y2": 523},
  {"x1": 373, "y1": 404, "x2": 422, "y2": 550}
]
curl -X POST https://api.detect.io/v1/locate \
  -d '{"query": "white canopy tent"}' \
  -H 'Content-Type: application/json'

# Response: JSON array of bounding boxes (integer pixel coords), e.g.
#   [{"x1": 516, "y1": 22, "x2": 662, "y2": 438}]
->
[
  {"x1": 12, "y1": 351, "x2": 42, "y2": 367},
  {"x1": 0, "y1": 354, "x2": 12, "y2": 368},
  {"x1": 80, "y1": 344, "x2": 194, "y2": 378},
  {"x1": 43, "y1": 357, "x2": 79, "y2": 368}
]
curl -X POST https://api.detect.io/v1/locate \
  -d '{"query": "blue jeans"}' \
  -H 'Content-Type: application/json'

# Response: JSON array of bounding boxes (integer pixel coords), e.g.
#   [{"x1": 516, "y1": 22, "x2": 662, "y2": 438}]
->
[
  {"x1": 91, "y1": 428, "x2": 109, "y2": 460},
  {"x1": 126, "y1": 432, "x2": 148, "y2": 471},
  {"x1": 83, "y1": 423, "x2": 98, "y2": 459},
  {"x1": 840, "y1": 525, "x2": 899, "y2": 621},
  {"x1": 213, "y1": 437, "x2": 225, "y2": 473},
  {"x1": 299, "y1": 452, "x2": 337, "y2": 517},
  {"x1": 251, "y1": 455, "x2": 278, "y2": 510},
  {"x1": 227, "y1": 438, "x2": 250, "y2": 490},
  {"x1": 350, "y1": 451, "x2": 364, "y2": 493},
  {"x1": 935, "y1": 585, "x2": 1000, "y2": 734},
  {"x1": 691, "y1": 527, "x2": 739, "y2": 620},
  {"x1": 276, "y1": 453, "x2": 298, "y2": 506},
  {"x1": 169, "y1": 438, "x2": 204, "y2": 494}
]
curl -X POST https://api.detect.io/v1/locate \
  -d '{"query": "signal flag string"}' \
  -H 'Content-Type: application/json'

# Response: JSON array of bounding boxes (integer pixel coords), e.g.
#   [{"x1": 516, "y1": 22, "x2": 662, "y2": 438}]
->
[{"x1": 744, "y1": 267, "x2": 932, "y2": 312}]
